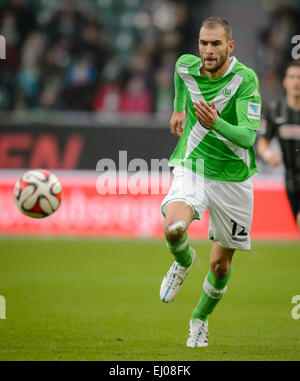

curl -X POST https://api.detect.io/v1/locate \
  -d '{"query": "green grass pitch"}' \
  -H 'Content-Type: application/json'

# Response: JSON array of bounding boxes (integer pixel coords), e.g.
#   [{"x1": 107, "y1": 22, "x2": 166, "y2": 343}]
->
[{"x1": 0, "y1": 237, "x2": 299, "y2": 361}]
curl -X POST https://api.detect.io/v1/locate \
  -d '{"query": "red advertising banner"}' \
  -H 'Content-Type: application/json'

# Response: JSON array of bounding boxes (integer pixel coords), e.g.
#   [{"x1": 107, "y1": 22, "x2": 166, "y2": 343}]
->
[{"x1": 0, "y1": 173, "x2": 298, "y2": 240}]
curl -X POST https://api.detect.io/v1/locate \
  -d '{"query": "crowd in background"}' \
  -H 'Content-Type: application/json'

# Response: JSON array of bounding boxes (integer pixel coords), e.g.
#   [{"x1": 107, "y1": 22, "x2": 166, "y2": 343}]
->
[
  {"x1": 0, "y1": 0, "x2": 299, "y2": 115},
  {"x1": 0, "y1": 0, "x2": 209, "y2": 115}
]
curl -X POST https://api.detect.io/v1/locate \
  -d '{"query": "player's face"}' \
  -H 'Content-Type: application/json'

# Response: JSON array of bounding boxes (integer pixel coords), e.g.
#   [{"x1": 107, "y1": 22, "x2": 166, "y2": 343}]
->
[
  {"x1": 199, "y1": 27, "x2": 234, "y2": 73},
  {"x1": 283, "y1": 66, "x2": 300, "y2": 98}
]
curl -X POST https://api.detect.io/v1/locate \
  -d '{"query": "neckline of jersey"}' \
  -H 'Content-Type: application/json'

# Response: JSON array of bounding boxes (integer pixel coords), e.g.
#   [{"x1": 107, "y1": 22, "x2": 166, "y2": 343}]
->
[{"x1": 197, "y1": 56, "x2": 237, "y2": 80}]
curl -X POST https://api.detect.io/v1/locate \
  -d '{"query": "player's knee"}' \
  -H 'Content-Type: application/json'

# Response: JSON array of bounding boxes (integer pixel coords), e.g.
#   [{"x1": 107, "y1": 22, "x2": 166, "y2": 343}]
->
[
  {"x1": 164, "y1": 220, "x2": 186, "y2": 244},
  {"x1": 210, "y1": 260, "x2": 231, "y2": 279}
]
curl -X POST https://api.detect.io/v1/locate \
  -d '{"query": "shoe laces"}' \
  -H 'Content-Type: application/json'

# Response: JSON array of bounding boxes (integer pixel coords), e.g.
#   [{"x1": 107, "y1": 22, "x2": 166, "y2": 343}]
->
[
  {"x1": 190, "y1": 320, "x2": 208, "y2": 338},
  {"x1": 165, "y1": 263, "x2": 184, "y2": 287}
]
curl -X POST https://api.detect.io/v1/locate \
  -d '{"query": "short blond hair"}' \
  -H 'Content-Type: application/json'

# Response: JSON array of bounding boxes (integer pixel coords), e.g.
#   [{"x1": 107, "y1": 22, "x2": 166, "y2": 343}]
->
[{"x1": 201, "y1": 17, "x2": 232, "y2": 41}]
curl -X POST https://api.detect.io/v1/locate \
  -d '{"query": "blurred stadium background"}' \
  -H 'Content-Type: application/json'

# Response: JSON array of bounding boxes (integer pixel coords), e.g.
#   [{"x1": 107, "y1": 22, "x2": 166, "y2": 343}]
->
[{"x1": 0, "y1": 0, "x2": 299, "y2": 362}]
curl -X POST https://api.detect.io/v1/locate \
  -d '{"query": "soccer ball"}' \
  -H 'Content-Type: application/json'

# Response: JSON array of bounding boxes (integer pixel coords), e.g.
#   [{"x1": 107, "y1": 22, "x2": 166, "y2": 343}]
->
[{"x1": 14, "y1": 169, "x2": 62, "y2": 218}]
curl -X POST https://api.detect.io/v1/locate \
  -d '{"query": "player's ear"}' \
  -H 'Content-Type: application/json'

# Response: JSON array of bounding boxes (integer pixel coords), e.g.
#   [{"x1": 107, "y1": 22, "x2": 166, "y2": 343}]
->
[{"x1": 228, "y1": 40, "x2": 235, "y2": 54}]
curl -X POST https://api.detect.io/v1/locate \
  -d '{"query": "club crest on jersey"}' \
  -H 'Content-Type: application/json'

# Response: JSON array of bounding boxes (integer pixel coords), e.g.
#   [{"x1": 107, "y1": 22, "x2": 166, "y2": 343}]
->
[
  {"x1": 223, "y1": 88, "x2": 232, "y2": 97},
  {"x1": 247, "y1": 102, "x2": 261, "y2": 120}
]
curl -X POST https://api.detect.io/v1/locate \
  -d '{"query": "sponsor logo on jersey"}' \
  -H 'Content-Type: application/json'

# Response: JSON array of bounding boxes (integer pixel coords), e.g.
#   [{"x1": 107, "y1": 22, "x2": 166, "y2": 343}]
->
[
  {"x1": 178, "y1": 62, "x2": 191, "y2": 67},
  {"x1": 248, "y1": 102, "x2": 261, "y2": 120}
]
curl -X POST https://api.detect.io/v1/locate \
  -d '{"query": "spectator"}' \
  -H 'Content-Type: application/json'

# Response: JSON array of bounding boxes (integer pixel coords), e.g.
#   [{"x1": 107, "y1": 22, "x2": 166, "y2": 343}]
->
[
  {"x1": 39, "y1": 40, "x2": 71, "y2": 109},
  {"x1": 73, "y1": 21, "x2": 108, "y2": 72},
  {"x1": 0, "y1": 10, "x2": 21, "y2": 72},
  {"x1": 93, "y1": 77, "x2": 122, "y2": 113},
  {"x1": 62, "y1": 54, "x2": 97, "y2": 110},
  {"x1": 14, "y1": 30, "x2": 45, "y2": 108},
  {"x1": 7, "y1": 0, "x2": 37, "y2": 45},
  {"x1": 154, "y1": 68, "x2": 173, "y2": 115},
  {"x1": 120, "y1": 75, "x2": 152, "y2": 113},
  {"x1": 46, "y1": 5, "x2": 84, "y2": 49}
]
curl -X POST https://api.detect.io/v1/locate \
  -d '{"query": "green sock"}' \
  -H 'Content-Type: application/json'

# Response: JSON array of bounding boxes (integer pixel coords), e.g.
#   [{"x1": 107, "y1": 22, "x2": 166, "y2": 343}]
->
[
  {"x1": 165, "y1": 232, "x2": 193, "y2": 269},
  {"x1": 192, "y1": 268, "x2": 232, "y2": 323}
]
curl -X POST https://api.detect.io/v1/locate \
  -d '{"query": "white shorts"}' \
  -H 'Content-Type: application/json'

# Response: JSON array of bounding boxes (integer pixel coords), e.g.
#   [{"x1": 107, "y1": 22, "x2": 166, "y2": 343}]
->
[{"x1": 161, "y1": 166, "x2": 254, "y2": 251}]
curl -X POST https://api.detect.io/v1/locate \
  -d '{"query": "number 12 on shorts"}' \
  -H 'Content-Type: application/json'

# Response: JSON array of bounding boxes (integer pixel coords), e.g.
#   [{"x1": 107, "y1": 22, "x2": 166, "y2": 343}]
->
[{"x1": 230, "y1": 219, "x2": 248, "y2": 242}]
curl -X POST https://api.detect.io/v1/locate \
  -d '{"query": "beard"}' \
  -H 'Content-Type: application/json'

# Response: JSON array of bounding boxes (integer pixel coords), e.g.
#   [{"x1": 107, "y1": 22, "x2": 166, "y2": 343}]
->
[{"x1": 202, "y1": 47, "x2": 228, "y2": 73}]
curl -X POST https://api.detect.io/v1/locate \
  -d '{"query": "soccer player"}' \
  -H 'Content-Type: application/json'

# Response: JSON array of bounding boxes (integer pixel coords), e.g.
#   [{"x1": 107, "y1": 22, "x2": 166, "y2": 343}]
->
[
  {"x1": 159, "y1": 17, "x2": 261, "y2": 347},
  {"x1": 257, "y1": 61, "x2": 300, "y2": 231}
]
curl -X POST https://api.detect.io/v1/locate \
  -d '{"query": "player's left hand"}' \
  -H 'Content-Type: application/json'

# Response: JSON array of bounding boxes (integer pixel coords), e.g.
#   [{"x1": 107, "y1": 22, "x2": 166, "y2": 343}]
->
[{"x1": 193, "y1": 100, "x2": 218, "y2": 127}]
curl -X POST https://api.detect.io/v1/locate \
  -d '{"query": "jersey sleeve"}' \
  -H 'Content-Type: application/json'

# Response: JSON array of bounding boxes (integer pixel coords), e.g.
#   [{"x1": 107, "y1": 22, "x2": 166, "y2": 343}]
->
[
  {"x1": 212, "y1": 117, "x2": 256, "y2": 149},
  {"x1": 173, "y1": 60, "x2": 187, "y2": 112},
  {"x1": 235, "y1": 73, "x2": 262, "y2": 130}
]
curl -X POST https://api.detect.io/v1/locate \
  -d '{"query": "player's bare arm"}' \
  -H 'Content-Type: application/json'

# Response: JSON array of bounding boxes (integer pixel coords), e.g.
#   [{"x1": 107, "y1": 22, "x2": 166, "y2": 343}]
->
[
  {"x1": 257, "y1": 136, "x2": 282, "y2": 166},
  {"x1": 170, "y1": 110, "x2": 186, "y2": 137}
]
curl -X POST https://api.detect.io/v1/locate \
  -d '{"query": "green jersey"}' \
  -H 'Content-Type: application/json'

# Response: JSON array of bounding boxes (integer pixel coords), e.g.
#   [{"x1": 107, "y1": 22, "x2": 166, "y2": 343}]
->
[{"x1": 170, "y1": 54, "x2": 261, "y2": 182}]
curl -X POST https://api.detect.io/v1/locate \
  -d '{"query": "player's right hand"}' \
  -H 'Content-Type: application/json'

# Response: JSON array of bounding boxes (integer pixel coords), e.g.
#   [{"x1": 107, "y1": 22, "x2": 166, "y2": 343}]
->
[
  {"x1": 264, "y1": 150, "x2": 282, "y2": 166},
  {"x1": 170, "y1": 110, "x2": 186, "y2": 137}
]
